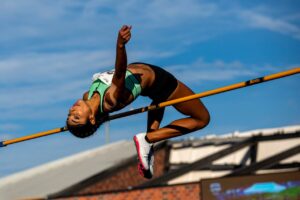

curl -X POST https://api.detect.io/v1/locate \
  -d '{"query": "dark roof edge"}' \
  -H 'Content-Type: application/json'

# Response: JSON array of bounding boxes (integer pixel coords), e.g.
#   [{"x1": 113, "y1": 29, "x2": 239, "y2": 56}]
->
[{"x1": 171, "y1": 131, "x2": 300, "y2": 149}]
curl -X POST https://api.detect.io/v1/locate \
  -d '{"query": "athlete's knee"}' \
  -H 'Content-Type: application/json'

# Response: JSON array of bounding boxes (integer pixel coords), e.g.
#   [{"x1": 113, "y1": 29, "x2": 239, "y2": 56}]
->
[
  {"x1": 202, "y1": 111, "x2": 210, "y2": 127},
  {"x1": 195, "y1": 110, "x2": 210, "y2": 129}
]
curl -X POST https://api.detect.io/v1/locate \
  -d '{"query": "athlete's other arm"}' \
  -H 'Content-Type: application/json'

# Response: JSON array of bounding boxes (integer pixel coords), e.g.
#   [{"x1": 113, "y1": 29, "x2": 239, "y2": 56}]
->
[
  {"x1": 111, "y1": 25, "x2": 132, "y2": 100},
  {"x1": 147, "y1": 101, "x2": 165, "y2": 132}
]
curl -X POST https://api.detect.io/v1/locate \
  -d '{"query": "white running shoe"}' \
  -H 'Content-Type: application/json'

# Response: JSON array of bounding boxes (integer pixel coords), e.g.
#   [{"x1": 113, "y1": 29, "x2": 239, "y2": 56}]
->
[{"x1": 133, "y1": 133, "x2": 154, "y2": 179}]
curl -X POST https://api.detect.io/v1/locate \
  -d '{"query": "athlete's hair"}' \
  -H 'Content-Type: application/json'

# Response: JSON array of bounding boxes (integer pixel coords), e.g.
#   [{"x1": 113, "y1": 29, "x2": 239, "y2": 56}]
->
[{"x1": 66, "y1": 113, "x2": 108, "y2": 138}]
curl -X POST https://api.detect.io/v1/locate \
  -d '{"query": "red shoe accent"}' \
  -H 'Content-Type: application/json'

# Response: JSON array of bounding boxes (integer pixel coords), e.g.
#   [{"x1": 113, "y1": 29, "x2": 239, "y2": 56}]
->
[{"x1": 138, "y1": 162, "x2": 146, "y2": 177}]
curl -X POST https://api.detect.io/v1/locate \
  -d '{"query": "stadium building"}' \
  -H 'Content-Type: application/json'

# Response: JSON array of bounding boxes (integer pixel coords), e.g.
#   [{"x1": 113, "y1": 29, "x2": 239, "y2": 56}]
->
[{"x1": 0, "y1": 125, "x2": 299, "y2": 200}]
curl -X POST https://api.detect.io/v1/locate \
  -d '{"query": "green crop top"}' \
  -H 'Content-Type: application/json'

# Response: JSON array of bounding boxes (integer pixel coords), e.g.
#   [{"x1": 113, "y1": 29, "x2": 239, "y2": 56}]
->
[{"x1": 88, "y1": 70, "x2": 142, "y2": 113}]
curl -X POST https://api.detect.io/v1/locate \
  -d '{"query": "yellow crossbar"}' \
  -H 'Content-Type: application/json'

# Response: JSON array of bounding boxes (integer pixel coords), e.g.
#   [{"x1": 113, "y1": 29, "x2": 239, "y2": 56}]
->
[{"x1": 1, "y1": 67, "x2": 299, "y2": 147}]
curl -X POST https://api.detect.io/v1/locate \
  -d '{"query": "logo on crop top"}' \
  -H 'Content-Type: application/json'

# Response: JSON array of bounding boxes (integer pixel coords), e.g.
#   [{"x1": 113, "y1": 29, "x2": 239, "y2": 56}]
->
[{"x1": 92, "y1": 70, "x2": 115, "y2": 85}]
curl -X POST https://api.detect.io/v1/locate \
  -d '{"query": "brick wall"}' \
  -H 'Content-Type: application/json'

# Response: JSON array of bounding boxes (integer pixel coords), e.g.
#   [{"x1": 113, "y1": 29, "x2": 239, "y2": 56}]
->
[
  {"x1": 53, "y1": 182, "x2": 201, "y2": 200},
  {"x1": 53, "y1": 144, "x2": 170, "y2": 197}
]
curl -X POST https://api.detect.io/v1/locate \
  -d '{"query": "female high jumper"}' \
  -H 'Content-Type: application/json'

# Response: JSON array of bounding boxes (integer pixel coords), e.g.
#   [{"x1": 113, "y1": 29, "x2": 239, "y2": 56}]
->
[{"x1": 66, "y1": 25, "x2": 210, "y2": 179}]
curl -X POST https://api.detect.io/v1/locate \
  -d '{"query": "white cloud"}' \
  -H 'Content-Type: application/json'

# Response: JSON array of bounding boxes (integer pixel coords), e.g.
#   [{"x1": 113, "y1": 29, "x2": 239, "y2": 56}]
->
[
  {"x1": 0, "y1": 123, "x2": 22, "y2": 140},
  {"x1": 239, "y1": 10, "x2": 300, "y2": 40},
  {"x1": 0, "y1": 47, "x2": 178, "y2": 122},
  {"x1": 1, "y1": 0, "x2": 299, "y2": 59},
  {"x1": 0, "y1": 123, "x2": 22, "y2": 132},
  {"x1": 0, "y1": 134, "x2": 13, "y2": 141},
  {"x1": 0, "y1": 50, "x2": 112, "y2": 123},
  {"x1": 0, "y1": 50, "x2": 114, "y2": 84},
  {"x1": 167, "y1": 58, "x2": 286, "y2": 84},
  {"x1": 0, "y1": 1, "x2": 241, "y2": 53},
  {"x1": 0, "y1": 50, "x2": 115, "y2": 114}
]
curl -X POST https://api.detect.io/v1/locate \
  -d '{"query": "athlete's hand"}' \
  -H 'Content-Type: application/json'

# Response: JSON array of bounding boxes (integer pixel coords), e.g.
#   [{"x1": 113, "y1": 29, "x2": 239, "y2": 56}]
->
[{"x1": 118, "y1": 25, "x2": 132, "y2": 47}]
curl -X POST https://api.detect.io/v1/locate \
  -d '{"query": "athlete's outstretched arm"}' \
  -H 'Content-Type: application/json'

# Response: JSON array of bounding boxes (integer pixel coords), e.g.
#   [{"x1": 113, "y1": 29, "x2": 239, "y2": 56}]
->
[{"x1": 112, "y1": 25, "x2": 132, "y2": 99}]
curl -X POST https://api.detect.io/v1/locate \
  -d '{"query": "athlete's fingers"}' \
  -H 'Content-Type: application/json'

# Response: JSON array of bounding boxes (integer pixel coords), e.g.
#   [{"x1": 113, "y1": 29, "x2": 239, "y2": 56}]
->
[
  {"x1": 122, "y1": 28, "x2": 131, "y2": 35},
  {"x1": 121, "y1": 25, "x2": 132, "y2": 32},
  {"x1": 122, "y1": 32, "x2": 131, "y2": 38},
  {"x1": 124, "y1": 35, "x2": 131, "y2": 41},
  {"x1": 121, "y1": 25, "x2": 127, "y2": 31}
]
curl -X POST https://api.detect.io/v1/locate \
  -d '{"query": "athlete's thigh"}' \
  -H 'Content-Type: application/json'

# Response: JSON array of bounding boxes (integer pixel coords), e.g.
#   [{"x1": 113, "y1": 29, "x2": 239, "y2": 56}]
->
[{"x1": 168, "y1": 81, "x2": 208, "y2": 118}]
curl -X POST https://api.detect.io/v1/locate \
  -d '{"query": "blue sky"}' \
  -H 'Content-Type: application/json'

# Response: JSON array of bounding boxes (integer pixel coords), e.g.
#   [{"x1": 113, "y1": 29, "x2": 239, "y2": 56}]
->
[{"x1": 0, "y1": 0, "x2": 299, "y2": 178}]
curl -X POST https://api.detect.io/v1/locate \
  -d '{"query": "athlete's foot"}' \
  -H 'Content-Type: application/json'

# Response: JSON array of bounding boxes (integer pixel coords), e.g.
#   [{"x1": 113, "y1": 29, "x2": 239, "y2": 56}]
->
[{"x1": 133, "y1": 133, "x2": 154, "y2": 179}]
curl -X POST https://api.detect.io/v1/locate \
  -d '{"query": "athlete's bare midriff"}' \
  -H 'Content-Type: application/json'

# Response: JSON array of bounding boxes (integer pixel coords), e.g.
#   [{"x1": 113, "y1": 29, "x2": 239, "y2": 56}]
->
[{"x1": 127, "y1": 63, "x2": 156, "y2": 92}]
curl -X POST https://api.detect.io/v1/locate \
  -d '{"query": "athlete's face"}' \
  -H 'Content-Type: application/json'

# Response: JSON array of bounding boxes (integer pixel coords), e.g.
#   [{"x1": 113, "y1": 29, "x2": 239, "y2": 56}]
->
[{"x1": 67, "y1": 100, "x2": 92, "y2": 126}]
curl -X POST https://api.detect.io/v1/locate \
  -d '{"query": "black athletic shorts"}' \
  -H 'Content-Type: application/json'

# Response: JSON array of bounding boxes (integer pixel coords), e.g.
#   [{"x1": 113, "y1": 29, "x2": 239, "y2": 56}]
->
[{"x1": 131, "y1": 63, "x2": 178, "y2": 103}]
